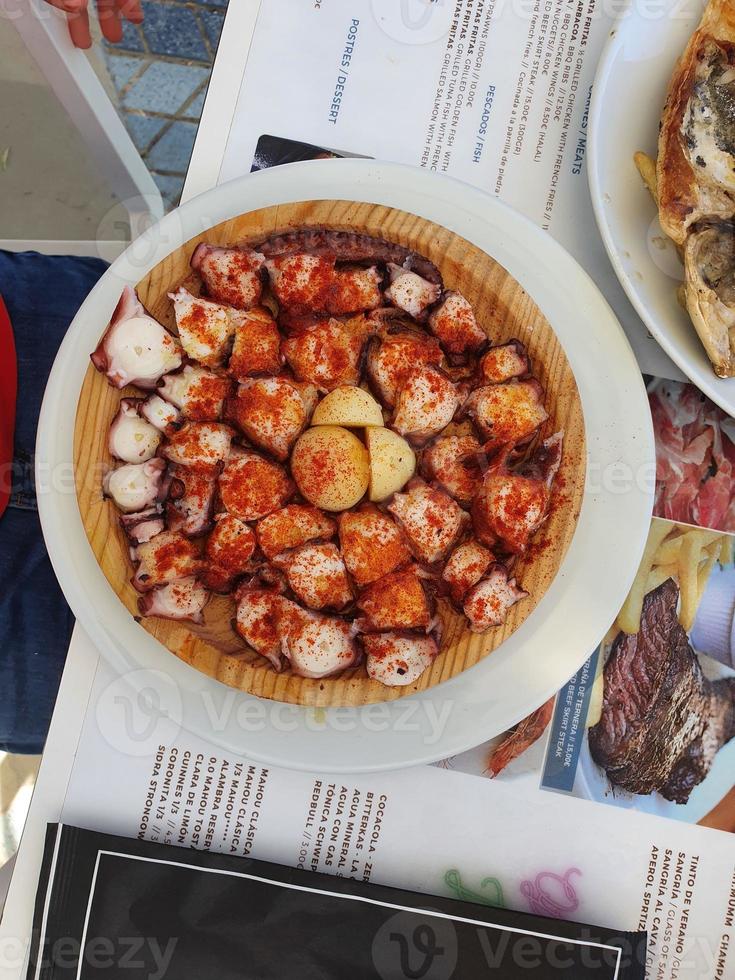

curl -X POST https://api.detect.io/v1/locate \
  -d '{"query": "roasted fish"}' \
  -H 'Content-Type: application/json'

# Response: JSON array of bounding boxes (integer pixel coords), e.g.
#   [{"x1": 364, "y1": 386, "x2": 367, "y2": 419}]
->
[
  {"x1": 657, "y1": 0, "x2": 735, "y2": 245},
  {"x1": 640, "y1": 0, "x2": 735, "y2": 377}
]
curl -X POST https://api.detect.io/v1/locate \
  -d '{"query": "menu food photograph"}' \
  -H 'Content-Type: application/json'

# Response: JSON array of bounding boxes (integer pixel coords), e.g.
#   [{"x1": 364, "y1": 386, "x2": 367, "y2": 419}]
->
[{"x1": 1, "y1": 1, "x2": 735, "y2": 979}]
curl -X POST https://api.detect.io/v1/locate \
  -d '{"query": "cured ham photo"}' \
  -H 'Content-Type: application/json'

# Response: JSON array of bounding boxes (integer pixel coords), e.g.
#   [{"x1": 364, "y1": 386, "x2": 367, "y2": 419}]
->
[{"x1": 649, "y1": 378, "x2": 735, "y2": 531}]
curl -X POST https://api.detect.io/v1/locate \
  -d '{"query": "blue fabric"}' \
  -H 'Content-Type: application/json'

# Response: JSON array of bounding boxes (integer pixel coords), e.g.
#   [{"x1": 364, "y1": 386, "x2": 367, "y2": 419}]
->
[{"x1": 0, "y1": 250, "x2": 108, "y2": 753}]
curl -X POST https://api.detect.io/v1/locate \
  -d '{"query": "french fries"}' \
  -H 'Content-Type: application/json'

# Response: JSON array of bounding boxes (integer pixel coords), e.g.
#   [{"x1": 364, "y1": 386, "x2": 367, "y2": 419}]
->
[
  {"x1": 618, "y1": 521, "x2": 672, "y2": 634},
  {"x1": 721, "y1": 535, "x2": 734, "y2": 566},
  {"x1": 616, "y1": 520, "x2": 734, "y2": 635}
]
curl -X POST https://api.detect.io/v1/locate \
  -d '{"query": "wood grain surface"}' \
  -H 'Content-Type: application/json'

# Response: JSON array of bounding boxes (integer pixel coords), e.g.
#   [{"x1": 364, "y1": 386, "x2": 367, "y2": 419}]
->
[{"x1": 74, "y1": 200, "x2": 586, "y2": 707}]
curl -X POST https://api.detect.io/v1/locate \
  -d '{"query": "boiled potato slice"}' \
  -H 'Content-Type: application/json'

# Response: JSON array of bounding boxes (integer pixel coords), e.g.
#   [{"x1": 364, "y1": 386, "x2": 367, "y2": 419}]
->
[
  {"x1": 291, "y1": 426, "x2": 369, "y2": 511},
  {"x1": 366, "y1": 426, "x2": 416, "y2": 502},
  {"x1": 312, "y1": 386, "x2": 384, "y2": 427}
]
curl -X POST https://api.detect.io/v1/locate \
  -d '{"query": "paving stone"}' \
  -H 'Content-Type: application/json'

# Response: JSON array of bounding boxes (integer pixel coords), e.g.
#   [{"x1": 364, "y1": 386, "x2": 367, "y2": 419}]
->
[
  {"x1": 153, "y1": 172, "x2": 184, "y2": 209},
  {"x1": 147, "y1": 121, "x2": 198, "y2": 173},
  {"x1": 181, "y1": 86, "x2": 207, "y2": 120},
  {"x1": 105, "y1": 54, "x2": 145, "y2": 91},
  {"x1": 123, "y1": 112, "x2": 166, "y2": 152},
  {"x1": 105, "y1": 19, "x2": 146, "y2": 53},
  {"x1": 123, "y1": 61, "x2": 209, "y2": 115},
  {"x1": 199, "y1": 8, "x2": 224, "y2": 50},
  {"x1": 141, "y1": 2, "x2": 209, "y2": 61}
]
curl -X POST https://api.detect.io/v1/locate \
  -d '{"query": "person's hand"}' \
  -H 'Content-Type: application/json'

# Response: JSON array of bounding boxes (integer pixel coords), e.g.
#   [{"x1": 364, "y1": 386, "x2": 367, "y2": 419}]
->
[{"x1": 45, "y1": 0, "x2": 144, "y2": 49}]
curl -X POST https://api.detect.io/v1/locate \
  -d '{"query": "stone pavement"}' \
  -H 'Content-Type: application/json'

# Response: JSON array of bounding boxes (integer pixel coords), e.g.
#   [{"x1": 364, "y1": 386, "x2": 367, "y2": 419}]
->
[{"x1": 101, "y1": 0, "x2": 227, "y2": 210}]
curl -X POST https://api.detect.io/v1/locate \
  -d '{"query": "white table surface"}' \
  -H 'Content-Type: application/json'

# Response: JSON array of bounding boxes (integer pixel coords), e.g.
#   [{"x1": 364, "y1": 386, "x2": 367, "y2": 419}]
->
[{"x1": 0, "y1": 3, "x2": 262, "y2": 973}]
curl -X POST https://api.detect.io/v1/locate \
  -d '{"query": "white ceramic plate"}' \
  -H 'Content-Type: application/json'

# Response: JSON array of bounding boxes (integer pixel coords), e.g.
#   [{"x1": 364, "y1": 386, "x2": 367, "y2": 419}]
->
[
  {"x1": 36, "y1": 160, "x2": 654, "y2": 773},
  {"x1": 589, "y1": 0, "x2": 735, "y2": 416}
]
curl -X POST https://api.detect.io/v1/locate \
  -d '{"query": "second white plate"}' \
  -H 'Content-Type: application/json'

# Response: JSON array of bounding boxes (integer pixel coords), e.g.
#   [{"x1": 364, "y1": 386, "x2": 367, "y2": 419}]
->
[{"x1": 589, "y1": 0, "x2": 735, "y2": 416}]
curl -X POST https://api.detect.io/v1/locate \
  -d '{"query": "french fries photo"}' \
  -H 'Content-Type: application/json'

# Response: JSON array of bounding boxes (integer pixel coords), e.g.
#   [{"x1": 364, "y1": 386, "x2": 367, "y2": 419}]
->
[{"x1": 616, "y1": 520, "x2": 734, "y2": 635}]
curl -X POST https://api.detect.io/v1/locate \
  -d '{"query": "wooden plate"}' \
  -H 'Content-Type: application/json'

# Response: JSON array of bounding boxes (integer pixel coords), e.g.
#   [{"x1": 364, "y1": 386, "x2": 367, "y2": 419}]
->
[{"x1": 74, "y1": 199, "x2": 585, "y2": 707}]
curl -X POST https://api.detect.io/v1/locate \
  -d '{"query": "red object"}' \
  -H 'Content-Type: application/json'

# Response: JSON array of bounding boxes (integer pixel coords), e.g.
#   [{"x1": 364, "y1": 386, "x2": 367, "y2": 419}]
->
[{"x1": 0, "y1": 296, "x2": 17, "y2": 518}]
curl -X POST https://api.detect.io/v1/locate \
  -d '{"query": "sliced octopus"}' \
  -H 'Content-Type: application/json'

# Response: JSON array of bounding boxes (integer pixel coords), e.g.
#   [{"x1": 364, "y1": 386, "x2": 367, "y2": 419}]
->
[{"x1": 92, "y1": 229, "x2": 563, "y2": 686}]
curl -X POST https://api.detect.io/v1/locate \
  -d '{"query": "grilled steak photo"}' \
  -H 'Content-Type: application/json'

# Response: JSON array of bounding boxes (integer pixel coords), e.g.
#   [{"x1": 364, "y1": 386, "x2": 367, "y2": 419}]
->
[{"x1": 589, "y1": 579, "x2": 735, "y2": 803}]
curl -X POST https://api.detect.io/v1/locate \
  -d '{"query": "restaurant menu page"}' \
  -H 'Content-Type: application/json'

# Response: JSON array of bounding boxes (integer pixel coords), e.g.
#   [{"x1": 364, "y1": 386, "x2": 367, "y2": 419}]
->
[
  {"x1": 217, "y1": 0, "x2": 679, "y2": 380},
  {"x1": 62, "y1": 658, "x2": 735, "y2": 980}
]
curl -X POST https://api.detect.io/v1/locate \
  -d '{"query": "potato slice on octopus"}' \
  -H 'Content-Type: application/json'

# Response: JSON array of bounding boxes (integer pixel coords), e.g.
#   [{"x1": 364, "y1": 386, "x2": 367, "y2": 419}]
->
[
  {"x1": 190, "y1": 243, "x2": 265, "y2": 310},
  {"x1": 356, "y1": 565, "x2": 432, "y2": 632},
  {"x1": 218, "y1": 449, "x2": 294, "y2": 522},
  {"x1": 338, "y1": 504, "x2": 411, "y2": 586},
  {"x1": 366, "y1": 329, "x2": 443, "y2": 408},
  {"x1": 272, "y1": 542, "x2": 353, "y2": 611},
  {"x1": 256, "y1": 504, "x2": 336, "y2": 560},
  {"x1": 463, "y1": 565, "x2": 528, "y2": 632},
  {"x1": 392, "y1": 365, "x2": 461, "y2": 445},
  {"x1": 159, "y1": 364, "x2": 233, "y2": 421},
  {"x1": 227, "y1": 376, "x2": 317, "y2": 460},
  {"x1": 462, "y1": 379, "x2": 548, "y2": 450},
  {"x1": 387, "y1": 479, "x2": 467, "y2": 564},
  {"x1": 427, "y1": 291, "x2": 487, "y2": 358},
  {"x1": 364, "y1": 632, "x2": 439, "y2": 686}
]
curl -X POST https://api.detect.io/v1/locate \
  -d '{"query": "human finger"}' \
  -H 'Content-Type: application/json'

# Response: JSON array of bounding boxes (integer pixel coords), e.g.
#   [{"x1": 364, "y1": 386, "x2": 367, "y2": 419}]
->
[{"x1": 96, "y1": 0, "x2": 123, "y2": 43}]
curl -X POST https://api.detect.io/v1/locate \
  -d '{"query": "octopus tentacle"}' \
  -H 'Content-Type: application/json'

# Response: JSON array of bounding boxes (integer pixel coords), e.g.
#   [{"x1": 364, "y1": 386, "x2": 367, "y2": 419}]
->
[
  {"x1": 108, "y1": 399, "x2": 162, "y2": 463},
  {"x1": 91, "y1": 286, "x2": 182, "y2": 389},
  {"x1": 119, "y1": 506, "x2": 165, "y2": 545},
  {"x1": 255, "y1": 229, "x2": 443, "y2": 285},
  {"x1": 138, "y1": 577, "x2": 209, "y2": 623},
  {"x1": 103, "y1": 458, "x2": 169, "y2": 513}
]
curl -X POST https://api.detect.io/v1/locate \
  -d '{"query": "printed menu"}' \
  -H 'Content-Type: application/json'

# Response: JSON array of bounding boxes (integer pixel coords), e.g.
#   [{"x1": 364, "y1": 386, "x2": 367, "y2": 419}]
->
[
  {"x1": 62, "y1": 658, "x2": 735, "y2": 980},
  {"x1": 216, "y1": 0, "x2": 681, "y2": 380}
]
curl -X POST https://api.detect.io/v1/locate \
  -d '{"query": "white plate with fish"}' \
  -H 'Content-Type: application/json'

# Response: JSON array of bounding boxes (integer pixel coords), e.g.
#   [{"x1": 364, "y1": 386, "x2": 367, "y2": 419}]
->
[{"x1": 589, "y1": 0, "x2": 735, "y2": 416}]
